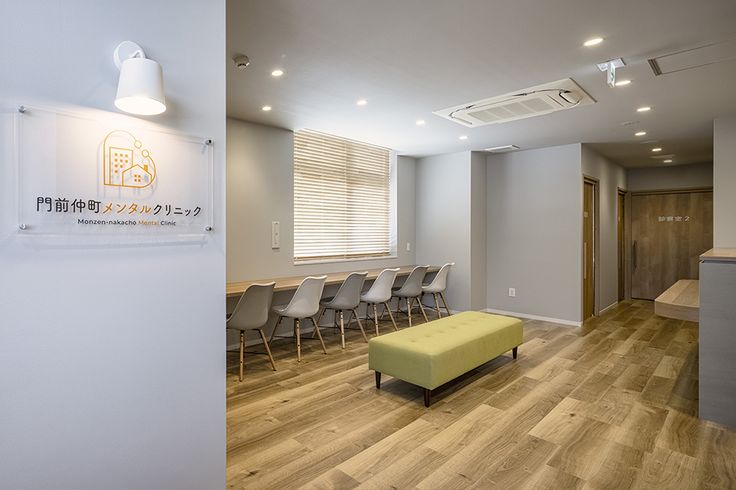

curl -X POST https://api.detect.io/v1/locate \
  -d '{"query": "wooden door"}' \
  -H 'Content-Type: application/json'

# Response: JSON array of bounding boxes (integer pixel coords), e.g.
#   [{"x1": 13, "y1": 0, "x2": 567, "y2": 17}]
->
[
  {"x1": 583, "y1": 181, "x2": 595, "y2": 320},
  {"x1": 631, "y1": 190, "x2": 713, "y2": 300},
  {"x1": 617, "y1": 191, "x2": 626, "y2": 301}
]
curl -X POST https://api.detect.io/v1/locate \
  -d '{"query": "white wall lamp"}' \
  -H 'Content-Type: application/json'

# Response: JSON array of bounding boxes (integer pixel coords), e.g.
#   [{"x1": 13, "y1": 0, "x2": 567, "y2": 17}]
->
[{"x1": 113, "y1": 41, "x2": 166, "y2": 116}]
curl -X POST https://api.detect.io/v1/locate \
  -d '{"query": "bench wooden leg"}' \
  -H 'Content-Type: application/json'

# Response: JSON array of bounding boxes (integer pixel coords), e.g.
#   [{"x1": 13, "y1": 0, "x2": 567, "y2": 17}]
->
[
  {"x1": 424, "y1": 388, "x2": 431, "y2": 407},
  {"x1": 513, "y1": 346, "x2": 518, "y2": 359},
  {"x1": 375, "y1": 371, "x2": 381, "y2": 389}
]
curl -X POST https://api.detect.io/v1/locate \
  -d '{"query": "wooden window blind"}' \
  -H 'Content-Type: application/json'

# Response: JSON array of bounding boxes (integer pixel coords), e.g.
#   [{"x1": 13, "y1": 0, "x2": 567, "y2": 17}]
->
[{"x1": 294, "y1": 129, "x2": 392, "y2": 262}]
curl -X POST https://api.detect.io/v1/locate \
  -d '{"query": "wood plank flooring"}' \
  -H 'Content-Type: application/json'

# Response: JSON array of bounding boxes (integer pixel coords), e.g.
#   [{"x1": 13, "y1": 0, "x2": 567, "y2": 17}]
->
[{"x1": 226, "y1": 301, "x2": 736, "y2": 489}]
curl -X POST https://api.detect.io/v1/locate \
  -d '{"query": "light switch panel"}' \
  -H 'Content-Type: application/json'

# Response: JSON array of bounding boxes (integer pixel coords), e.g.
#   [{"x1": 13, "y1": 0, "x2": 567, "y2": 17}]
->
[{"x1": 271, "y1": 221, "x2": 280, "y2": 249}]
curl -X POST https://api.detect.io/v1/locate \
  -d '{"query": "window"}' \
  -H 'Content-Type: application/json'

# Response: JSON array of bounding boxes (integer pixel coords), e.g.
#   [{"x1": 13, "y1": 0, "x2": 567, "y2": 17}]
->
[{"x1": 294, "y1": 129, "x2": 392, "y2": 263}]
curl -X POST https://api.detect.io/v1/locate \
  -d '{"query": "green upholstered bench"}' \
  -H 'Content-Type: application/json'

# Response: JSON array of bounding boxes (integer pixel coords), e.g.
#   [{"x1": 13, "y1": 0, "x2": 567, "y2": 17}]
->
[{"x1": 368, "y1": 311, "x2": 523, "y2": 406}]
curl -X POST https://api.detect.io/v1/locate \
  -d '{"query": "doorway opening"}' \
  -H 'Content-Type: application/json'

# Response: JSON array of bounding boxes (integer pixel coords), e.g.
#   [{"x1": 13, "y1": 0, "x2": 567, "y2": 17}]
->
[
  {"x1": 583, "y1": 177, "x2": 598, "y2": 320},
  {"x1": 617, "y1": 189, "x2": 626, "y2": 302}
]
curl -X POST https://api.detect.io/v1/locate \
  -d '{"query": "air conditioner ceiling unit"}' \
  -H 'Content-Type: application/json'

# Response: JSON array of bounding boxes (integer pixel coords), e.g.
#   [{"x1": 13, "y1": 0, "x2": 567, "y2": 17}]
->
[{"x1": 433, "y1": 78, "x2": 595, "y2": 128}]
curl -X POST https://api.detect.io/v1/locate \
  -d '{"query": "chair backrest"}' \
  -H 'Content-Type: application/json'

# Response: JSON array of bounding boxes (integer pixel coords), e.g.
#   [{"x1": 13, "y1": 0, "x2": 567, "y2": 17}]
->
[
  {"x1": 425, "y1": 262, "x2": 454, "y2": 291},
  {"x1": 329, "y1": 272, "x2": 368, "y2": 310},
  {"x1": 363, "y1": 268, "x2": 400, "y2": 303},
  {"x1": 283, "y1": 276, "x2": 327, "y2": 318},
  {"x1": 228, "y1": 282, "x2": 275, "y2": 331},
  {"x1": 396, "y1": 265, "x2": 429, "y2": 297}
]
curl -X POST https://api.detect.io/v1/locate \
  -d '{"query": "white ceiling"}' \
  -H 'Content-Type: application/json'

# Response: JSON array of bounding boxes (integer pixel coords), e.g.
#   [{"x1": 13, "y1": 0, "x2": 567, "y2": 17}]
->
[{"x1": 226, "y1": 0, "x2": 736, "y2": 167}]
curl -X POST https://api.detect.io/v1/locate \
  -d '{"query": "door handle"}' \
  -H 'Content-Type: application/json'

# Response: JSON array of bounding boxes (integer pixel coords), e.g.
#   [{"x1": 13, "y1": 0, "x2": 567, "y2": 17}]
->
[{"x1": 632, "y1": 240, "x2": 637, "y2": 270}]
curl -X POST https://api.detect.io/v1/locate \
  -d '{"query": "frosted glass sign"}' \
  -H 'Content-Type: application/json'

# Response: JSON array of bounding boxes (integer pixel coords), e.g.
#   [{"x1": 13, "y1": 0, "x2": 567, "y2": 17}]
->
[{"x1": 14, "y1": 106, "x2": 213, "y2": 237}]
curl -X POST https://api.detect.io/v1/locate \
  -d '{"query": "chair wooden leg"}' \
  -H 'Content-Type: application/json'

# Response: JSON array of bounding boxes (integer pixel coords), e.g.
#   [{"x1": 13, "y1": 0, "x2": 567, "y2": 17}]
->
[
  {"x1": 417, "y1": 297, "x2": 429, "y2": 323},
  {"x1": 373, "y1": 303, "x2": 380, "y2": 336},
  {"x1": 383, "y1": 302, "x2": 398, "y2": 331},
  {"x1": 433, "y1": 293, "x2": 442, "y2": 319},
  {"x1": 407, "y1": 298, "x2": 413, "y2": 328},
  {"x1": 312, "y1": 308, "x2": 325, "y2": 339},
  {"x1": 375, "y1": 371, "x2": 382, "y2": 389},
  {"x1": 513, "y1": 346, "x2": 518, "y2": 359},
  {"x1": 269, "y1": 316, "x2": 282, "y2": 345},
  {"x1": 295, "y1": 318, "x2": 301, "y2": 362},
  {"x1": 345, "y1": 308, "x2": 354, "y2": 327},
  {"x1": 239, "y1": 331, "x2": 245, "y2": 382},
  {"x1": 311, "y1": 316, "x2": 327, "y2": 354},
  {"x1": 353, "y1": 308, "x2": 369, "y2": 342},
  {"x1": 339, "y1": 311, "x2": 346, "y2": 349},
  {"x1": 424, "y1": 388, "x2": 431, "y2": 407},
  {"x1": 258, "y1": 329, "x2": 277, "y2": 371},
  {"x1": 440, "y1": 292, "x2": 452, "y2": 316}
]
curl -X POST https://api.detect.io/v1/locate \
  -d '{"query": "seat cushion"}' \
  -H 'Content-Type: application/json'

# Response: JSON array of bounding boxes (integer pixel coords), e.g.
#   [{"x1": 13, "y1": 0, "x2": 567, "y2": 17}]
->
[{"x1": 368, "y1": 311, "x2": 522, "y2": 390}]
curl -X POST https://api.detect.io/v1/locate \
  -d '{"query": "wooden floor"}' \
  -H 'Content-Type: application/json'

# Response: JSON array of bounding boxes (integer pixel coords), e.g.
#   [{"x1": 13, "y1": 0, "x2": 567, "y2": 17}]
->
[{"x1": 226, "y1": 301, "x2": 736, "y2": 489}]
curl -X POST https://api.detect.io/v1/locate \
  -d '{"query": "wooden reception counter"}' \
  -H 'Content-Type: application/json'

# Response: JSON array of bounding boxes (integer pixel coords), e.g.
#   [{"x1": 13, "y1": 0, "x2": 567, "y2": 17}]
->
[{"x1": 699, "y1": 247, "x2": 736, "y2": 429}]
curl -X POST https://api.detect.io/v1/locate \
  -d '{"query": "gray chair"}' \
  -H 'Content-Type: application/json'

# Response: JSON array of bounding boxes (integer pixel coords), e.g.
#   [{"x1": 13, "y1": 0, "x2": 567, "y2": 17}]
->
[
  {"x1": 422, "y1": 262, "x2": 454, "y2": 318},
  {"x1": 318, "y1": 272, "x2": 369, "y2": 348},
  {"x1": 227, "y1": 282, "x2": 277, "y2": 381},
  {"x1": 269, "y1": 276, "x2": 328, "y2": 362},
  {"x1": 392, "y1": 265, "x2": 429, "y2": 327},
  {"x1": 360, "y1": 268, "x2": 399, "y2": 335}
]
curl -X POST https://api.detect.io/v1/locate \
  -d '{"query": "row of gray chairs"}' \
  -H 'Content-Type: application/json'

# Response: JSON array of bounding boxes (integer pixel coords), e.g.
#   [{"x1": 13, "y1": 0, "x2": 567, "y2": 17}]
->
[{"x1": 227, "y1": 263, "x2": 453, "y2": 380}]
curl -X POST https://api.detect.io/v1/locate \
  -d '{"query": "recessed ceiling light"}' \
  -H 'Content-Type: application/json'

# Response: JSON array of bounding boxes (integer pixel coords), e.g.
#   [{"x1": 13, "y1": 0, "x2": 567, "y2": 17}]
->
[
  {"x1": 663, "y1": 159, "x2": 673, "y2": 163},
  {"x1": 356, "y1": 99, "x2": 368, "y2": 106},
  {"x1": 651, "y1": 147, "x2": 662, "y2": 152},
  {"x1": 416, "y1": 119, "x2": 425, "y2": 126},
  {"x1": 583, "y1": 37, "x2": 604, "y2": 47},
  {"x1": 637, "y1": 106, "x2": 652, "y2": 112},
  {"x1": 261, "y1": 105, "x2": 272, "y2": 112},
  {"x1": 459, "y1": 135, "x2": 468, "y2": 140},
  {"x1": 635, "y1": 131, "x2": 647, "y2": 136},
  {"x1": 615, "y1": 79, "x2": 632, "y2": 87},
  {"x1": 271, "y1": 69, "x2": 284, "y2": 77}
]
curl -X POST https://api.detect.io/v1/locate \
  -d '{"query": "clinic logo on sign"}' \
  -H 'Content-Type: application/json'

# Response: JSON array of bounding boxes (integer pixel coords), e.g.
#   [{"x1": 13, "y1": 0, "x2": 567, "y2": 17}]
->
[{"x1": 102, "y1": 130, "x2": 157, "y2": 188}]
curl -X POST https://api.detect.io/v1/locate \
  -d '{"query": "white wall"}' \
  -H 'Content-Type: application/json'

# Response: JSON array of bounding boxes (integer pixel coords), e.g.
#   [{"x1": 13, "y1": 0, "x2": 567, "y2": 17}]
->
[
  {"x1": 581, "y1": 145, "x2": 627, "y2": 311},
  {"x1": 415, "y1": 152, "x2": 473, "y2": 311},
  {"x1": 714, "y1": 116, "x2": 736, "y2": 247},
  {"x1": 486, "y1": 144, "x2": 582, "y2": 324},
  {"x1": 226, "y1": 118, "x2": 416, "y2": 281},
  {"x1": 470, "y1": 151, "x2": 488, "y2": 310},
  {"x1": 627, "y1": 162, "x2": 713, "y2": 192},
  {"x1": 0, "y1": 2, "x2": 226, "y2": 488}
]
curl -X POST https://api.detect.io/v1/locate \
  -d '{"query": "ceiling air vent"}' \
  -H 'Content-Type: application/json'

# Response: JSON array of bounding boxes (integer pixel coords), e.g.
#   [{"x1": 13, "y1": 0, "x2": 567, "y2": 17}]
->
[
  {"x1": 433, "y1": 78, "x2": 595, "y2": 128},
  {"x1": 648, "y1": 38, "x2": 736, "y2": 76}
]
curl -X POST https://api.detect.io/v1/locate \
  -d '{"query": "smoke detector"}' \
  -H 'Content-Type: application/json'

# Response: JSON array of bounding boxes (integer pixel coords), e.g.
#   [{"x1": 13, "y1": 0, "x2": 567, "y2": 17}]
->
[{"x1": 233, "y1": 54, "x2": 251, "y2": 70}]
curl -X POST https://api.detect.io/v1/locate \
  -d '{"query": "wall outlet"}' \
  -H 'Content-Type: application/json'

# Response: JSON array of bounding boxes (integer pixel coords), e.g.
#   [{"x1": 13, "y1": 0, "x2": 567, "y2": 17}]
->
[
  {"x1": 271, "y1": 221, "x2": 280, "y2": 249},
  {"x1": 406, "y1": 242, "x2": 411, "y2": 252},
  {"x1": 508, "y1": 288, "x2": 516, "y2": 297}
]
